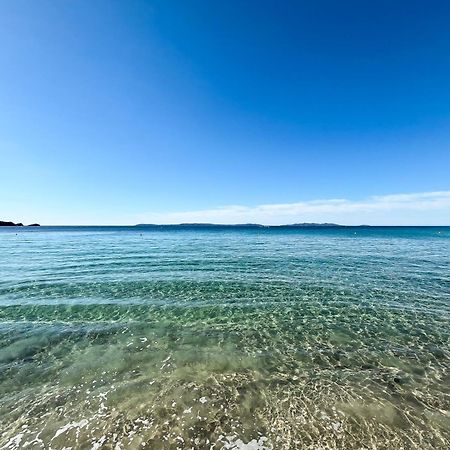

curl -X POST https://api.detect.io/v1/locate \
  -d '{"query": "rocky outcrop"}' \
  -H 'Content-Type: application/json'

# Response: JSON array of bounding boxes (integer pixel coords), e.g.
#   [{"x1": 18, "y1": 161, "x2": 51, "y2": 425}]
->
[
  {"x1": 0, "y1": 221, "x2": 40, "y2": 226},
  {"x1": 0, "y1": 221, "x2": 23, "y2": 226}
]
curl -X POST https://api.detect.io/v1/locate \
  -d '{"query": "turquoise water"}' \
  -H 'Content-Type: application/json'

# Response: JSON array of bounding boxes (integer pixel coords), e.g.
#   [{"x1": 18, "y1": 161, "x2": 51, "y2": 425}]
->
[{"x1": 0, "y1": 226, "x2": 449, "y2": 449}]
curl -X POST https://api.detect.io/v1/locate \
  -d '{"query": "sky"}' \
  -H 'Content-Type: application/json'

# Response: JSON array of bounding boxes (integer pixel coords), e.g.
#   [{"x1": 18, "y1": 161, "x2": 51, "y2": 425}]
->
[{"x1": 1, "y1": 0, "x2": 449, "y2": 225}]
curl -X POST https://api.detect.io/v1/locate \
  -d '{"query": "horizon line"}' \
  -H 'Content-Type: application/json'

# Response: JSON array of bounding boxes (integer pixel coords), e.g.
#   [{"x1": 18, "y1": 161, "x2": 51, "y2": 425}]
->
[{"x1": 3, "y1": 223, "x2": 450, "y2": 227}]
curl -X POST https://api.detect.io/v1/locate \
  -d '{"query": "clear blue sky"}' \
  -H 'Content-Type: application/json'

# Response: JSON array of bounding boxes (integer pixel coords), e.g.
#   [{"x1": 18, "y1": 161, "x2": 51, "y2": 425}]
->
[{"x1": 1, "y1": 0, "x2": 449, "y2": 225}]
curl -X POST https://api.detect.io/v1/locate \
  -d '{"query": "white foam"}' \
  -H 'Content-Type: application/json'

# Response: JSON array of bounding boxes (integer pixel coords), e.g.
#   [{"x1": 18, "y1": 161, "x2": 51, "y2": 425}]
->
[
  {"x1": 51, "y1": 419, "x2": 89, "y2": 441},
  {"x1": 219, "y1": 435, "x2": 272, "y2": 450},
  {"x1": 2, "y1": 433, "x2": 24, "y2": 449},
  {"x1": 91, "y1": 435, "x2": 106, "y2": 450}
]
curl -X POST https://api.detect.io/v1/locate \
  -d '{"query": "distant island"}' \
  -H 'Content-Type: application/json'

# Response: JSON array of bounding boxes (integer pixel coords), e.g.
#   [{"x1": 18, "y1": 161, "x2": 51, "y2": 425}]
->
[
  {"x1": 135, "y1": 223, "x2": 348, "y2": 228},
  {"x1": 0, "y1": 221, "x2": 40, "y2": 227}
]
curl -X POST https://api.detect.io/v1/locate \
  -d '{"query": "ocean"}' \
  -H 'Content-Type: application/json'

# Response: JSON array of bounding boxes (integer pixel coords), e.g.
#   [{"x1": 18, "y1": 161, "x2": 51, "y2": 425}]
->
[{"x1": 0, "y1": 226, "x2": 449, "y2": 449}]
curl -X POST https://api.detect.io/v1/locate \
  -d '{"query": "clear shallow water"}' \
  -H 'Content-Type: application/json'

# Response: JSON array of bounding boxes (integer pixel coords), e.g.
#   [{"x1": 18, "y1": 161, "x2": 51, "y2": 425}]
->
[{"x1": 0, "y1": 226, "x2": 449, "y2": 449}]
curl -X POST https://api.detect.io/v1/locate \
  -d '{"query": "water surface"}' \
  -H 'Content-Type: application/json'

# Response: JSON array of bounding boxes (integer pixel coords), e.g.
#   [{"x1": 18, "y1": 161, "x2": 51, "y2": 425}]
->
[{"x1": 0, "y1": 226, "x2": 449, "y2": 449}]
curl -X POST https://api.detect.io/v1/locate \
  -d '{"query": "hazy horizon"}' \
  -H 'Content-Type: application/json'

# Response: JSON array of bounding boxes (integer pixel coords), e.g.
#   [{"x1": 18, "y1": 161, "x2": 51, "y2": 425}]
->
[{"x1": 4, "y1": 190, "x2": 450, "y2": 226}]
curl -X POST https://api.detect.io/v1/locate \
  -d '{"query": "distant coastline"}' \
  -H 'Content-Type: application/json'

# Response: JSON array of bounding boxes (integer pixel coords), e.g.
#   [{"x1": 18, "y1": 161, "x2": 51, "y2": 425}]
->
[
  {"x1": 2, "y1": 222, "x2": 448, "y2": 228},
  {"x1": 0, "y1": 221, "x2": 40, "y2": 227},
  {"x1": 135, "y1": 223, "x2": 357, "y2": 229}
]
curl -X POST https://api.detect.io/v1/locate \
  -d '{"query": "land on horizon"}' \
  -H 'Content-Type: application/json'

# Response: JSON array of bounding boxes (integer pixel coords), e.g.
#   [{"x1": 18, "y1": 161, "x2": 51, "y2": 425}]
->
[
  {"x1": 2, "y1": 221, "x2": 347, "y2": 228},
  {"x1": 0, "y1": 221, "x2": 40, "y2": 227},
  {"x1": 3, "y1": 221, "x2": 450, "y2": 228}
]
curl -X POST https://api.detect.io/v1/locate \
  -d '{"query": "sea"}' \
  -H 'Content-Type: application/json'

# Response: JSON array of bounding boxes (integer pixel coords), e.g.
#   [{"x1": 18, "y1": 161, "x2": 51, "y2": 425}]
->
[{"x1": 0, "y1": 226, "x2": 449, "y2": 449}]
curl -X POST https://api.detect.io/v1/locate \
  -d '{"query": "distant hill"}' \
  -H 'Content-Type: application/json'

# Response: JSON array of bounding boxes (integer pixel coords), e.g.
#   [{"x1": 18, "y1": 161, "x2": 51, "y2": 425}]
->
[
  {"x1": 285, "y1": 223, "x2": 343, "y2": 227},
  {"x1": 0, "y1": 221, "x2": 40, "y2": 227},
  {"x1": 135, "y1": 223, "x2": 345, "y2": 228},
  {"x1": 0, "y1": 221, "x2": 23, "y2": 226}
]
